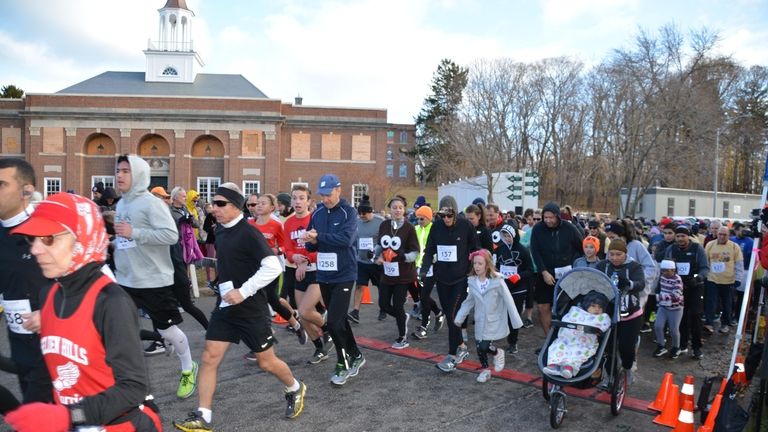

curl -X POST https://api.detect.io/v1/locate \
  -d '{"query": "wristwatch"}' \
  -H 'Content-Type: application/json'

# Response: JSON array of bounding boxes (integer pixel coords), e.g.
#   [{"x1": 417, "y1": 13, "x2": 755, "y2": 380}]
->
[{"x1": 70, "y1": 406, "x2": 87, "y2": 426}]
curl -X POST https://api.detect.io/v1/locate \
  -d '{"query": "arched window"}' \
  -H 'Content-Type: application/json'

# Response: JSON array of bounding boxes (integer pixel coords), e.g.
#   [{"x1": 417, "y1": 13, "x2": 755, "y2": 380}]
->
[{"x1": 162, "y1": 66, "x2": 178, "y2": 76}]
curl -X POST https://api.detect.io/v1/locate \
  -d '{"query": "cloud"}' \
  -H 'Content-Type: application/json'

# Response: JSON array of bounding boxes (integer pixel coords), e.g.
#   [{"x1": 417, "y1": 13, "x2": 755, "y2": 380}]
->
[
  {"x1": 541, "y1": 0, "x2": 639, "y2": 25},
  {"x1": 717, "y1": 28, "x2": 768, "y2": 66}
]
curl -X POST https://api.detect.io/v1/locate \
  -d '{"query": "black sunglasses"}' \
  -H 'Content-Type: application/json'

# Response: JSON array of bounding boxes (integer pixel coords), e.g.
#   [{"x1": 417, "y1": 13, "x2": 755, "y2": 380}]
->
[
  {"x1": 212, "y1": 200, "x2": 230, "y2": 207},
  {"x1": 417, "y1": 217, "x2": 427, "y2": 221},
  {"x1": 25, "y1": 232, "x2": 69, "y2": 247},
  {"x1": 440, "y1": 213, "x2": 455, "y2": 219},
  {"x1": 247, "y1": 203, "x2": 258, "y2": 207}
]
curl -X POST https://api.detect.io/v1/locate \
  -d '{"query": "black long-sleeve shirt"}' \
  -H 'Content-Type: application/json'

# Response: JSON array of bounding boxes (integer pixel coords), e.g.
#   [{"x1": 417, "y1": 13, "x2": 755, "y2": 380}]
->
[
  {"x1": 421, "y1": 218, "x2": 479, "y2": 285},
  {"x1": 529, "y1": 220, "x2": 584, "y2": 275}
]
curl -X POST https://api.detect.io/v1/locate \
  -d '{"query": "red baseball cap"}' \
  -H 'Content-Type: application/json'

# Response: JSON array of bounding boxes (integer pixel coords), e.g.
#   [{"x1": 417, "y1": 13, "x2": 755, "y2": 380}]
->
[{"x1": 11, "y1": 193, "x2": 79, "y2": 237}]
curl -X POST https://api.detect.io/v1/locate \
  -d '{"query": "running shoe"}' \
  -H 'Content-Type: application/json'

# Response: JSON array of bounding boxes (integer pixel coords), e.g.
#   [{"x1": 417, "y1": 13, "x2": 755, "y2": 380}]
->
[
  {"x1": 719, "y1": 325, "x2": 731, "y2": 334},
  {"x1": 434, "y1": 312, "x2": 445, "y2": 332},
  {"x1": 347, "y1": 310, "x2": 360, "y2": 324},
  {"x1": 509, "y1": 343, "x2": 518, "y2": 354},
  {"x1": 391, "y1": 337, "x2": 409, "y2": 350},
  {"x1": 295, "y1": 326, "x2": 308, "y2": 345},
  {"x1": 493, "y1": 348, "x2": 505, "y2": 372},
  {"x1": 331, "y1": 363, "x2": 350, "y2": 386},
  {"x1": 678, "y1": 347, "x2": 689, "y2": 355},
  {"x1": 436, "y1": 355, "x2": 457, "y2": 373},
  {"x1": 692, "y1": 348, "x2": 703, "y2": 360},
  {"x1": 308, "y1": 342, "x2": 332, "y2": 364},
  {"x1": 640, "y1": 322, "x2": 652, "y2": 333},
  {"x1": 597, "y1": 375, "x2": 612, "y2": 391},
  {"x1": 144, "y1": 340, "x2": 166, "y2": 356},
  {"x1": 703, "y1": 324, "x2": 714, "y2": 334},
  {"x1": 378, "y1": 311, "x2": 387, "y2": 321},
  {"x1": 322, "y1": 333, "x2": 334, "y2": 346},
  {"x1": 653, "y1": 346, "x2": 668, "y2": 357},
  {"x1": 284, "y1": 381, "x2": 307, "y2": 419},
  {"x1": 477, "y1": 369, "x2": 492, "y2": 383},
  {"x1": 411, "y1": 325, "x2": 429, "y2": 340},
  {"x1": 177, "y1": 361, "x2": 198, "y2": 399},
  {"x1": 522, "y1": 318, "x2": 534, "y2": 329},
  {"x1": 349, "y1": 354, "x2": 365, "y2": 377},
  {"x1": 409, "y1": 304, "x2": 421, "y2": 319},
  {"x1": 670, "y1": 347, "x2": 682, "y2": 359},
  {"x1": 173, "y1": 410, "x2": 212, "y2": 432},
  {"x1": 244, "y1": 351, "x2": 258, "y2": 362},
  {"x1": 456, "y1": 345, "x2": 469, "y2": 364}
]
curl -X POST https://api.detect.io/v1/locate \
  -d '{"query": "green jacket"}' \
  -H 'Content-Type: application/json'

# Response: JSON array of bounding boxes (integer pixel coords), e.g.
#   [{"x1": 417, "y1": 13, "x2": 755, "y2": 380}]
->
[{"x1": 415, "y1": 222, "x2": 432, "y2": 269}]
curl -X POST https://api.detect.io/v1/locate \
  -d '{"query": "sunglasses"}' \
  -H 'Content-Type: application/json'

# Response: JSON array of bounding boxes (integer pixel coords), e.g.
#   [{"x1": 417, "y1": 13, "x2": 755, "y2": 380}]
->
[
  {"x1": 417, "y1": 217, "x2": 427, "y2": 221},
  {"x1": 247, "y1": 203, "x2": 258, "y2": 207},
  {"x1": 212, "y1": 200, "x2": 230, "y2": 207},
  {"x1": 440, "y1": 214, "x2": 455, "y2": 219},
  {"x1": 534, "y1": 218, "x2": 541, "y2": 221},
  {"x1": 25, "y1": 232, "x2": 69, "y2": 246}
]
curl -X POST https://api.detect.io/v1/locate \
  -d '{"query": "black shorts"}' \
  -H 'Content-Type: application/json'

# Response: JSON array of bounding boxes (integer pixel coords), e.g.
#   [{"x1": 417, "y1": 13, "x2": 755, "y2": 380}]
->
[
  {"x1": 206, "y1": 305, "x2": 275, "y2": 353},
  {"x1": 533, "y1": 274, "x2": 555, "y2": 305},
  {"x1": 122, "y1": 286, "x2": 182, "y2": 330},
  {"x1": 356, "y1": 262, "x2": 381, "y2": 287},
  {"x1": 295, "y1": 271, "x2": 317, "y2": 292}
]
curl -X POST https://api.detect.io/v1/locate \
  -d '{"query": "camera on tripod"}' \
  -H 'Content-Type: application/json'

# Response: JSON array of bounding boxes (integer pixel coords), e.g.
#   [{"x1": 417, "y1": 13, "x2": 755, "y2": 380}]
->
[{"x1": 749, "y1": 207, "x2": 768, "y2": 237}]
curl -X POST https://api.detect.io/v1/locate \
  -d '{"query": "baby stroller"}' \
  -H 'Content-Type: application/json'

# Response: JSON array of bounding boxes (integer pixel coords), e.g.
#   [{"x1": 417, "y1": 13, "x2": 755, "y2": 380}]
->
[{"x1": 537, "y1": 267, "x2": 624, "y2": 429}]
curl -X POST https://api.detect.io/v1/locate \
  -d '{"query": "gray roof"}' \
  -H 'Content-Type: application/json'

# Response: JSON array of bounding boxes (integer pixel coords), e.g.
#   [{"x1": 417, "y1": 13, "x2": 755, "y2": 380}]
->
[{"x1": 57, "y1": 71, "x2": 268, "y2": 98}]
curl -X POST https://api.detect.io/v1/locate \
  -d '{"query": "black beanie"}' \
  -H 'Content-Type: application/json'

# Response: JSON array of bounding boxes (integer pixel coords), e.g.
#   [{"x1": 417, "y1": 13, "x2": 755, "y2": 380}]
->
[{"x1": 358, "y1": 195, "x2": 373, "y2": 213}]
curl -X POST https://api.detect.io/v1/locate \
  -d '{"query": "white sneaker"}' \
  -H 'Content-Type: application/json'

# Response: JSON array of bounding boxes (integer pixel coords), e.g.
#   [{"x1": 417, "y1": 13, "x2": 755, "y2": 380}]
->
[
  {"x1": 477, "y1": 369, "x2": 492, "y2": 383},
  {"x1": 493, "y1": 348, "x2": 505, "y2": 372},
  {"x1": 456, "y1": 345, "x2": 470, "y2": 364}
]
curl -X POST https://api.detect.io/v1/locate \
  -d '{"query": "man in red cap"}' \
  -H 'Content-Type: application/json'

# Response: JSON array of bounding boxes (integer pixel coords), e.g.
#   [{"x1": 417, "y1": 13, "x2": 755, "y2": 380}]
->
[{"x1": 5, "y1": 193, "x2": 159, "y2": 431}]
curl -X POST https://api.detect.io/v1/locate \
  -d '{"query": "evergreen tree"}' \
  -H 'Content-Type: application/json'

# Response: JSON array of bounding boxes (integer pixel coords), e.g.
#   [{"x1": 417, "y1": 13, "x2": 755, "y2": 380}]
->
[{"x1": 0, "y1": 85, "x2": 24, "y2": 98}]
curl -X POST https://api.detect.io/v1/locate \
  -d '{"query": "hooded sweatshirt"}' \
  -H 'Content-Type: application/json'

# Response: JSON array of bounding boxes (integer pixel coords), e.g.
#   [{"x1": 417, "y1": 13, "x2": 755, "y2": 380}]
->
[
  {"x1": 530, "y1": 202, "x2": 584, "y2": 277},
  {"x1": 493, "y1": 220, "x2": 535, "y2": 296},
  {"x1": 113, "y1": 156, "x2": 178, "y2": 289}
]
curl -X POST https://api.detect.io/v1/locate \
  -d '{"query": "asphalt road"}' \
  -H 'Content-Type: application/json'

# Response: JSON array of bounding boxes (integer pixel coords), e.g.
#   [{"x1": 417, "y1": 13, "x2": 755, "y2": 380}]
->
[{"x1": 0, "y1": 287, "x2": 738, "y2": 431}]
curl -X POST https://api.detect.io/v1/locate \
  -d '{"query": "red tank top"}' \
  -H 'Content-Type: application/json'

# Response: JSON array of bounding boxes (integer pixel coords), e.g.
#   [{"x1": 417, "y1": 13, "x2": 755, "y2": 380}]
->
[{"x1": 40, "y1": 275, "x2": 115, "y2": 406}]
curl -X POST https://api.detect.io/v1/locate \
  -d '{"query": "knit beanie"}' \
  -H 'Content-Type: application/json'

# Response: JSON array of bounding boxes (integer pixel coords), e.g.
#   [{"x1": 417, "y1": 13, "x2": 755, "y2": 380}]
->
[
  {"x1": 607, "y1": 238, "x2": 627, "y2": 253},
  {"x1": 357, "y1": 195, "x2": 373, "y2": 213},
  {"x1": 583, "y1": 235, "x2": 600, "y2": 251},
  {"x1": 415, "y1": 205, "x2": 433, "y2": 221}
]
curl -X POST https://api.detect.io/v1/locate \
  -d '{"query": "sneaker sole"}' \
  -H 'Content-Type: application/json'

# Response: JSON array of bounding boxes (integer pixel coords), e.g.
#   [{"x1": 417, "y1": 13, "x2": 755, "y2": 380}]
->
[
  {"x1": 411, "y1": 332, "x2": 427, "y2": 340},
  {"x1": 286, "y1": 383, "x2": 307, "y2": 419},
  {"x1": 436, "y1": 363, "x2": 455, "y2": 373},
  {"x1": 348, "y1": 357, "x2": 365, "y2": 377},
  {"x1": 330, "y1": 377, "x2": 348, "y2": 386},
  {"x1": 308, "y1": 354, "x2": 329, "y2": 365},
  {"x1": 391, "y1": 343, "x2": 410, "y2": 350}
]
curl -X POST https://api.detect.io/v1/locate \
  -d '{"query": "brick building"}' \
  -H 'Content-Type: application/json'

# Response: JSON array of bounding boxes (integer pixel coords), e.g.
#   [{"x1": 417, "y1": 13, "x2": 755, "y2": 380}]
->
[{"x1": 0, "y1": 0, "x2": 415, "y2": 208}]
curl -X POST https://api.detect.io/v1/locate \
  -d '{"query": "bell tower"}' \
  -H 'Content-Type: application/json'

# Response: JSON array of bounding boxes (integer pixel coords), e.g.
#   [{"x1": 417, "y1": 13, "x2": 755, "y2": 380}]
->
[{"x1": 144, "y1": 0, "x2": 204, "y2": 83}]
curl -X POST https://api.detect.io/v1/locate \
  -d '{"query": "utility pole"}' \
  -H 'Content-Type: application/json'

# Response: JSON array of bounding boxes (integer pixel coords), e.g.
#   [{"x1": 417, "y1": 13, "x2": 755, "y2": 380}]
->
[{"x1": 713, "y1": 128, "x2": 720, "y2": 218}]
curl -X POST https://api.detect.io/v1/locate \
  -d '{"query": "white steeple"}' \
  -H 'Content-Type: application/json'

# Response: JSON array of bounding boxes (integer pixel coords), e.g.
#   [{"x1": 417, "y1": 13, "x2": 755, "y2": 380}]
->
[{"x1": 144, "y1": 0, "x2": 204, "y2": 83}]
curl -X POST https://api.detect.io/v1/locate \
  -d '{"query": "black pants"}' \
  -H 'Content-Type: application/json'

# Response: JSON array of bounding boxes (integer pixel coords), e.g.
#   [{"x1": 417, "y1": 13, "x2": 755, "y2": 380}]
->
[
  {"x1": 419, "y1": 276, "x2": 442, "y2": 323},
  {"x1": 264, "y1": 278, "x2": 293, "y2": 322},
  {"x1": 9, "y1": 334, "x2": 53, "y2": 404},
  {"x1": 407, "y1": 282, "x2": 420, "y2": 303},
  {"x1": 477, "y1": 340, "x2": 498, "y2": 369},
  {"x1": 506, "y1": 291, "x2": 527, "y2": 346},
  {"x1": 606, "y1": 314, "x2": 643, "y2": 373},
  {"x1": 679, "y1": 282, "x2": 703, "y2": 350},
  {"x1": 643, "y1": 294, "x2": 657, "y2": 322},
  {"x1": 378, "y1": 282, "x2": 409, "y2": 337},
  {"x1": 282, "y1": 266, "x2": 298, "y2": 310},
  {"x1": 320, "y1": 282, "x2": 360, "y2": 367},
  {"x1": 171, "y1": 242, "x2": 209, "y2": 330},
  {"x1": 436, "y1": 278, "x2": 468, "y2": 355}
]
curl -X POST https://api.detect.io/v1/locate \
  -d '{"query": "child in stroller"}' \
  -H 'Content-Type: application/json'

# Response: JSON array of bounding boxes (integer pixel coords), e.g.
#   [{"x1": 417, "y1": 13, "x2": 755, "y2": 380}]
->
[{"x1": 542, "y1": 291, "x2": 611, "y2": 379}]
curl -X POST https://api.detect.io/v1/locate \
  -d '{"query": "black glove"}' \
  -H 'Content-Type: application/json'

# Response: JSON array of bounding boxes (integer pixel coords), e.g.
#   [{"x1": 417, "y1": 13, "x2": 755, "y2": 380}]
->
[
  {"x1": 693, "y1": 274, "x2": 705, "y2": 285},
  {"x1": 617, "y1": 277, "x2": 631, "y2": 290}
]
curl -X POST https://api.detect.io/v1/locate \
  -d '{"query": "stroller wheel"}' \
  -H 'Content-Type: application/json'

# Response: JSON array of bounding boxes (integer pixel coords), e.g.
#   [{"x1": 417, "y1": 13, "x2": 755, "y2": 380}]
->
[
  {"x1": 542, "y1": 376, "x2": 555, "y2": 401},
  {"x1": 611, "y1": 368, "x2": 627, "y2": 416},
  {"x1": 549, "y1": 391, "x2": 567, "y2": 429}
]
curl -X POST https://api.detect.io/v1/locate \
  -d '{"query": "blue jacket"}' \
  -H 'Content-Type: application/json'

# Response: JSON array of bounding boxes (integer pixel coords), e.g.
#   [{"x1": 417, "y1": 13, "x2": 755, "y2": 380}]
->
[{"x1": 306, "y1": 198, "x2": 358, "y2": 283}]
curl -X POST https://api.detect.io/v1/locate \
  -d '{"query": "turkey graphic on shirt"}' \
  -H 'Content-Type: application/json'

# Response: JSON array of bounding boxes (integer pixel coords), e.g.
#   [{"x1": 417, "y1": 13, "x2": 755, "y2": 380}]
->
[{"x1": 53, "y1": 361, "x2": 80, "y2": 392}]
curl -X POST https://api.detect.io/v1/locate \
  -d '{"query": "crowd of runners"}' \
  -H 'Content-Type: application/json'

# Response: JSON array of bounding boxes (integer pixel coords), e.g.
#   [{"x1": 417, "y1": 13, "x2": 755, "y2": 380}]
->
[{"x1": 1, "y1": 155, "x2": 767, "y2": 431}]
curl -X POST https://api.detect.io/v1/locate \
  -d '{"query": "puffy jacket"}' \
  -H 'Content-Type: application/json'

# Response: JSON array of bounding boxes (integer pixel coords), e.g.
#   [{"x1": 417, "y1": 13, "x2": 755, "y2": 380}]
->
[{"x1": 306, "y1": 198, "x2": 358, "y2": 283}]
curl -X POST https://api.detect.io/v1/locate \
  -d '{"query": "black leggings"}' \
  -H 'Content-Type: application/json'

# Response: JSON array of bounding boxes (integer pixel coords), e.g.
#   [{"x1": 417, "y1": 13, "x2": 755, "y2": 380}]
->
[
  {"x1": 679, "y1": 282, "x2": 703, "y2": 350},
  {"x1": 436, "y1": 278, "x2": 468, "y2": 355},
  {"x1": 265, "y1": 278, "x2": 293, "y2": 323},
  {"x1": 0, "y1": 383, "x2": 19, "y2": 415},
  {"x1": 172, "y1": 278, "x2": 209, "y2": 330},
  {"x1": 407, "y1": 282, "x2": 420, "y2": 303},
  {"x1": 506, "y1": 291, "x2": 527, "y2": 346},
  {"x1": 606, "y1": 314, "x2": 643, "y2": 373},
  {"x1": 477, "y1": 340, "x2": 498, "y2": 369},
  {"x1": 419, "y1": 277, "x2": 442, "y2": 323},
  {"x1": 320, "y1": 282, "x2": 360, "y2": 367},
  {"x1": 379, "y1": 282, "x2": 409, "y2": 337},
  {"x1": 282, "y1": 266, "x2": 298, "y2": 309}
]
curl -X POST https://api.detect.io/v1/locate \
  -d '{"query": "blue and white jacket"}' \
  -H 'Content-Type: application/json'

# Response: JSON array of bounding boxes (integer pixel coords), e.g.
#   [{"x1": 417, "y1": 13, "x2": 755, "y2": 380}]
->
[{"x1": 306, "y1": 198, "x2": 358, "y2": 283}]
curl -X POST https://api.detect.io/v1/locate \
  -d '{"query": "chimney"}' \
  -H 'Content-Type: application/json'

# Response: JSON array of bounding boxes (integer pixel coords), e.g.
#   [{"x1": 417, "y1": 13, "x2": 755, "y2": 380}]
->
[{"x1": 295, "y1": 95, "x2": 303, "y2": 105}]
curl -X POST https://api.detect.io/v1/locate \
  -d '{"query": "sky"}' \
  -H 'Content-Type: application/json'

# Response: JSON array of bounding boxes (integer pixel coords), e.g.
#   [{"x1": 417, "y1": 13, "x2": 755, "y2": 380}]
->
[{"x1": 1, "y1": 0, "x2": 767, "y2": 124}]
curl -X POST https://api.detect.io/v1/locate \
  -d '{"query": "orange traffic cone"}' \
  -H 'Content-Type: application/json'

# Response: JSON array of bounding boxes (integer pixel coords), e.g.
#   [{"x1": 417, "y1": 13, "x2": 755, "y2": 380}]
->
[
  {"x1": 673, "y1": 399, "x2": 695, "y2": 432},
  {"x1": 717, "y1": 377, "x2": 727, "y2": 395},
  {"x1": 272, "y1": 313, "x2": 288, "y2": 324},
  {"x1": 697, "y1": 394, "x2": 722, "y2": 432},
  {"x1": 681, "y1": 375, "x2": 695, "y2": 408},
  {"x1": 654, "y1": 384, "x2": 681, "y2": 427},
  {"x1": 360, "y1": 285, "x2": 374, "y2": 305},
  {"x1": 733, "y1": 356, "x2": 747, "y2": 386},
  {"x1": 649, "y1": 372, "x2": 674, "y2": 411}
]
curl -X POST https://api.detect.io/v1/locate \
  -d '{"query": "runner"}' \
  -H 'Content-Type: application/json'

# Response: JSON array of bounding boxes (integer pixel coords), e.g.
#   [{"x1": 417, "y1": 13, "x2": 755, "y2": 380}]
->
[
  {"x1": 302, "y1": 174, "x2": 364, "y2": 385},
  {"x1": 374, "y1": 195, "x2": 419, "y2": 349},
  {"x1": 411, "y1": 205, "x2": 445, "y2": 340},
  {"x1": 173, "y1": 183, "x2": 306, "y2": 431},
  {"x1": 7, "y1": 193, "x2": 160, "y2": 431},
  {"x1": 113, "y1": 155, "x2": 197, "y2": 399},
  {"x1": 283, "y1": 185, "x2": 333, "y2": 364},
  {"x1": 349, "y1": 195, "x2": 384, "y2": 323}
]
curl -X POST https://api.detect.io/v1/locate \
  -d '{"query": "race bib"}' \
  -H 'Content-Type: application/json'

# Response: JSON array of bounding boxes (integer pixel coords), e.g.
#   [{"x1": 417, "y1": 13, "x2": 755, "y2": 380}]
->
[
  {"x1": 677, "y1": 262, "x2": 691, "y2": 276},
  {"x1": 711, "y1": 262, "x2": 726, "y2": 273},
  {"x1": 317, "y1": 252, "x2": 338, "y2": 271},
  {"x1": 426, "y1": 265, "x2": 434, "y2": 277},
  {"x1": 2, "y1": 299, "x2": 32, "y2": 334},
  {"x1": 76, "y1": 427, "x2": 105, "y2": 432},
  {"x1": 358, "y1": 237, "x2": 374, "y2": 251},
  {"x1": 115, "y1": 236, "x2": 136, "y2": 250},
  {"x1": 383, "y1": 262, "x2": 400, "y2": 277},
  {"x1": 499, "y1": 265, "x2": 518, "y2": 278},
  {"x1": 554, "y1": 265, "x2": 572, "y2": 280},
  {"x1": 218, "y1": 281, "x2": 234, "y2": 308},
  {"x1": 436, "y1": 245, "x2": 458, "y2": 262}
]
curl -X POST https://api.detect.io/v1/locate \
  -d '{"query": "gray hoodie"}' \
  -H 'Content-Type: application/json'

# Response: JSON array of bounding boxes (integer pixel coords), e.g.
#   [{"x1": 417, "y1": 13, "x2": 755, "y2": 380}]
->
[{"x1": 113, "y1": 155, "x2": 178, "y2": 288}]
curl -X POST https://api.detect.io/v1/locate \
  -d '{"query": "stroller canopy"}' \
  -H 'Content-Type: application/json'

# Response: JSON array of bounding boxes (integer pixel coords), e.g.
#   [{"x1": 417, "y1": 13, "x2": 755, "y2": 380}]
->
[{"x1": 556, "y1": 267, "x2": 616, "y2": 303}]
